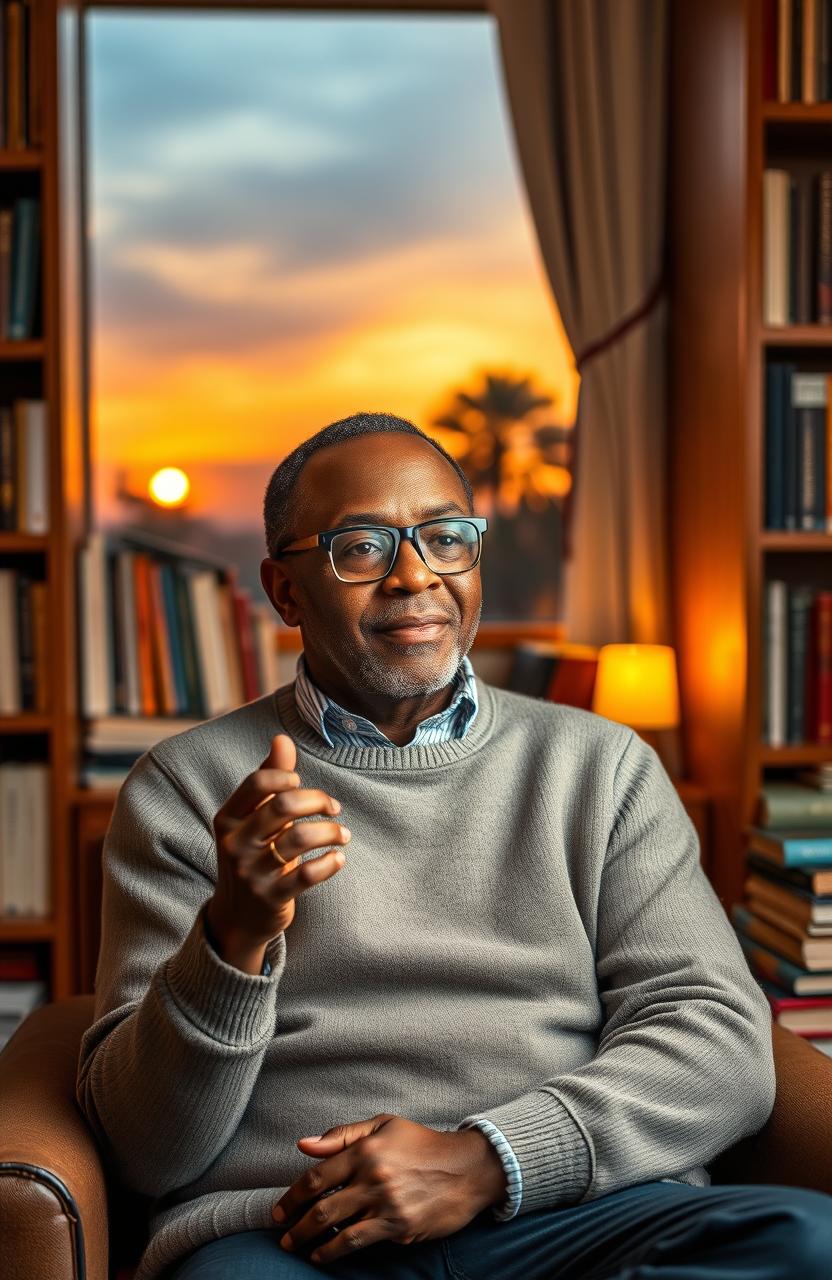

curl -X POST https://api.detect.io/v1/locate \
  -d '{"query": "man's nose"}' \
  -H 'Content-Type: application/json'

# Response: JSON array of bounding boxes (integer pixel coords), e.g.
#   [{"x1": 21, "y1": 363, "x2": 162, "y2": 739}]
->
[{"x1": 381, "y1": 537, "x2": 441, "y2": 593}]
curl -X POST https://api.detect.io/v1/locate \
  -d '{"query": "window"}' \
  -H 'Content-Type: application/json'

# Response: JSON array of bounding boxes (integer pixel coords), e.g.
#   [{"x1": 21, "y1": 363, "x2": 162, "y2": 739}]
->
[{"x1": 86, "y1": 8, "x2": 579, "y2": 621}]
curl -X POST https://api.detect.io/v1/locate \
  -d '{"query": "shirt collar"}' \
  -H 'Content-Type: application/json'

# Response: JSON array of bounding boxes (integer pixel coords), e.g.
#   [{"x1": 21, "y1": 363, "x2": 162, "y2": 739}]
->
[{"x1": 293, "y1": 650, "x2": 478, "y2": 749}]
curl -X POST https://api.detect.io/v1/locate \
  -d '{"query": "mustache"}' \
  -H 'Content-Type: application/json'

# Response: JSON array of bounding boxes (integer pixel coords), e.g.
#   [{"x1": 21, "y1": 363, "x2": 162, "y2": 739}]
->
[{"x1": 369, "y1": 608, "x2": 458, "y2": 631}]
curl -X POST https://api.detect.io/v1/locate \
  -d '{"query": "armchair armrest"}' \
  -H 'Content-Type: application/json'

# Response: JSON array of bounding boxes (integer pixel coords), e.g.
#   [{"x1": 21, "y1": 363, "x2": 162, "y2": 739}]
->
[
  {"x1": 0, "y1": 995, "x2": 109, "y2": 1280},
  {"x1": 709, "y1": 1021, "x2": 832, "y2": 1192}
]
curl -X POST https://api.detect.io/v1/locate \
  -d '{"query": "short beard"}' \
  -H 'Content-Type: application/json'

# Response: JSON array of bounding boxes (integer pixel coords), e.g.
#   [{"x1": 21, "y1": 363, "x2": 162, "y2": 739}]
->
[{"x1": 330, "y1": 600, "x2": 481, "y2": 700}]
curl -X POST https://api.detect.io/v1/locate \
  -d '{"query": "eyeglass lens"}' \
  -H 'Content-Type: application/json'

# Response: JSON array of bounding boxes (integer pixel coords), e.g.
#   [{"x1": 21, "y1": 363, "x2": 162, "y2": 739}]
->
[{"x1": 329, "y1": 519, "x2": 480, "y2": 582}]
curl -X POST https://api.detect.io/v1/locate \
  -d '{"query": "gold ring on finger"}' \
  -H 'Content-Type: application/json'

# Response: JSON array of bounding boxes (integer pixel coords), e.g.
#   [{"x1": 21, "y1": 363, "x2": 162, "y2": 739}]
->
[{"x1": 268, "y1": 837, "x2": 291, "y2": 865}]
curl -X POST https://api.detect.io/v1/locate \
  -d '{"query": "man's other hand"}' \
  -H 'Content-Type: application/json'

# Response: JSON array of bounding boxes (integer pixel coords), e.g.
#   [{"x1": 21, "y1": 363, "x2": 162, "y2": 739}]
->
[{"x1": 271, "y1": 1114, "x2": 507, "y2": 1264}]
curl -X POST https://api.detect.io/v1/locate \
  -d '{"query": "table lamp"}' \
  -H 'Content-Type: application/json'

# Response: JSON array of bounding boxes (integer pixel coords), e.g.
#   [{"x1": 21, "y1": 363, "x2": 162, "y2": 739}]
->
[{"x1": 591, "y1": 644, "x2": 683, "y2": 778}]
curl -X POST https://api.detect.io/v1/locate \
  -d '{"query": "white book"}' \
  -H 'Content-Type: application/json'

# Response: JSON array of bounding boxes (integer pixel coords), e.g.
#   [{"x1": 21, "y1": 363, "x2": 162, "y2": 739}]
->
[
  {"x1": 763, "y1": 169, "x2": 790, "y2": 326},
  {"x1": 252, "y1": 606, "x2": 279, "y2": 694},
  {"x1": 0, "y1": 569, "x2": 20, "y2": 714},
  {"x1": 26, "y1": 763, "x2": 49, "y2": 916},
  {"x1": 764, "y1": 579, "x2": 788, "y2": 746},
  {"x1": 20, "y1": 401, "x2": 49, "y2": 534},
  {"x1": 115, "y1": 549, "x2": 141, "y2": 715},
  {"x1": 187, "y1": 571, "x2": 230, "y2": 717},
  {"x1": 78, "y1": 532, "x2": 112, "y2": 718}
]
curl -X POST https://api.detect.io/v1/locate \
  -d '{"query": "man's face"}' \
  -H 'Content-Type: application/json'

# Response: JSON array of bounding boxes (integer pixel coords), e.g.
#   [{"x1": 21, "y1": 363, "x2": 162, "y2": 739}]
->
[{"x1": 261, "y1": 432, "x2": 483, "y2": 699}]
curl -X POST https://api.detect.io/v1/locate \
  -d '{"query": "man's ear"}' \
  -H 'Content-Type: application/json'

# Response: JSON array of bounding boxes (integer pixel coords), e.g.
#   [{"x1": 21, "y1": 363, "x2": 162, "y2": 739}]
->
[{"x1": 260, "y1": 557, "x2": 302, "y2": 628}]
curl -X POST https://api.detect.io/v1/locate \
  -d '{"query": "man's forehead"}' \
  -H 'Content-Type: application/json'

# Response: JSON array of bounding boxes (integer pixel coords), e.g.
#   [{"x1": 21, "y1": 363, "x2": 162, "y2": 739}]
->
[{"x1": 295, "y1": 433, "x2": 468, "y2": 525}]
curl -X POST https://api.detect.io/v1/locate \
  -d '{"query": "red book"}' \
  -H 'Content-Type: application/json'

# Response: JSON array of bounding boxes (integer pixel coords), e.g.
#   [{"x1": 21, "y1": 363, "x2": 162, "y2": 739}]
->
[
  {"x1": 808, "y1": 593, "x2": 832, "y2": 743},
  {"x1": 232, "y1": 587, "x2": 260, "y2": 702},
  {"x1": 763, "y1": 0, "x2": 778, "y2": 99},
  {"x1": 762, "y1": 981, "x2": 832, "y2": 1036},
  {"x1": 132, "y1": 553, "x2": 158, "y2": 716},
  {"x1": 0, "y1": 950, "x2": 39, "y2": 980}
]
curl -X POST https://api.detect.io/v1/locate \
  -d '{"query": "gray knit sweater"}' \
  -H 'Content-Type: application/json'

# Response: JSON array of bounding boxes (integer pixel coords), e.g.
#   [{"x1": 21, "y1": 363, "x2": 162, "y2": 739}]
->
[{"x1": 76, "y1": 678, "x2": 776, "y2": 1280}]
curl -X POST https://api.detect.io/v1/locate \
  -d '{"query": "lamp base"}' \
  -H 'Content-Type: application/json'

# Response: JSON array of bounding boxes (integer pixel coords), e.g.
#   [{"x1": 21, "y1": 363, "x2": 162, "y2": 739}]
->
[{"x1": 635, "y1": 727, "x2": 684, "y2": 781}]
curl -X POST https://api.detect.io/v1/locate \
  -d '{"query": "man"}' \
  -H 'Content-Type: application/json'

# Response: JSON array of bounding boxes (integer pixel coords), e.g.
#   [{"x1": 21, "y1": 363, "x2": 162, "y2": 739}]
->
[{"x1": 78, "y1": 412, "x2": 832, "y2": 1280}]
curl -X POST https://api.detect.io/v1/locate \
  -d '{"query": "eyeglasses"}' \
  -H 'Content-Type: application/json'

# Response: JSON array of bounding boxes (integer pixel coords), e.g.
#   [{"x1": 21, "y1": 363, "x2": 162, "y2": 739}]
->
[{"x1": 274, "y1": 516, "x2": 488, "y2": 584}]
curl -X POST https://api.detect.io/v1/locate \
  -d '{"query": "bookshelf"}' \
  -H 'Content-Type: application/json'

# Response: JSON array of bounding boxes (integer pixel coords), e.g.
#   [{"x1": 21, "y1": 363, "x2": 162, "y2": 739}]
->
[
  {"x1": 670, "y1": 0, "x2": 832, "y2": 909},
  {"x1": 0, "y1": 0, "x2": 85, "y2": 1001}
]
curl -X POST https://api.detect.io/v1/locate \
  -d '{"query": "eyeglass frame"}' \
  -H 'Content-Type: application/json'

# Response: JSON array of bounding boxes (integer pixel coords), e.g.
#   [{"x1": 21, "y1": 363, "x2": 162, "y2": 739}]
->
[{"x1": 272, "y1": 516, "x2": 489, "y2": 583}]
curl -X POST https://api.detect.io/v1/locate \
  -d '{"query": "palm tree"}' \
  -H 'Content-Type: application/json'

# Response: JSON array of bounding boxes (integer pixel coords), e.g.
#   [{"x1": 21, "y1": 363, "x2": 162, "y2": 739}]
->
[{"x1": 431, "y1": 371, "x2": 570, "y2": 514}]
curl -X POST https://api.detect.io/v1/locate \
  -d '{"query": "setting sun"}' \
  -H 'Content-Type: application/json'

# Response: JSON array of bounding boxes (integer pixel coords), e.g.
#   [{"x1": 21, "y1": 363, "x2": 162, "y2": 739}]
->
[{"x1": 148, "y1": 467, "x2": 190, "y2": 508}]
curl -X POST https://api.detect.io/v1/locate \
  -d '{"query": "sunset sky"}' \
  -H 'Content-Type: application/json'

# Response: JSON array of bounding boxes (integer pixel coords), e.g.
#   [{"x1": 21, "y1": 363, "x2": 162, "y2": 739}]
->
[{"x1": 86, "y1": 9, "x2": 579, "y2": 534}]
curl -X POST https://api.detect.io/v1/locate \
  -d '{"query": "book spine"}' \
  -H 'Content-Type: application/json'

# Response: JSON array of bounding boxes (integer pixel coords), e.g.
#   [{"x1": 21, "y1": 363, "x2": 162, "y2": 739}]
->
[
  {"x1": 788, "y1": 585, "x2": 812, "y2": 742},
  {"x1": 16, "y1": 571, "x2": 35, "y2": 710},
  {"x1": 818, "y1": 172, "x2": 832, "y2": 320},
  {"x1": 132, "y1": 553, "x2": 157, "y2": 717},
  {"x1": 765, "y1": 362, "x2": 786, "y2": 528},
  {"x1": 795, "y1": 172, "x2": 813, "y2": 320},
  {"x1": 784, "y1": 363, "x2": 799, "y2": 527},
  {"x1": 794, "y1": 0, "x2": 805, "y2": 100},
  {"x1": 160, "y1": 562, "x2": 188, "y2": 715},
  {"x1": 21, "y1": 400, "x2": 48, "y2": 533},
  {"x1": 804, "y1": 0, "x2": 818, "y2": 101},
  {"x1": 30, "y1": 579, "x2": 48, "y2": 713},
  {"x1": 816, "y1": 594, "x2": 832, "y2": 742},
  {"x1": 765, "y1": 578, "x2": 788, "y2": 746},
  {"x1": 0, "y1": 406, "x2": 16, "y2": 531},
  {"x1": 764, "y1": 0, "x2": 778, "y2": 98},
  {"x1": 779, "y1": 0, "x2": 794, "y2": 100},
  {"x1": 8, "y1": 197, "x2": 39, "y2": 339},
  {"x1": 4, "y1": 3, "x2": 25, "y2": 151},
  {"x1": 0, "y1": 570, "x2": 20, "y2": 714},
  {"x1": 0, "y1": 210, "x2": 12, "y2": 340},
  {"x1": 763, "y1": 170, "x2": 791, "y2": 324}
]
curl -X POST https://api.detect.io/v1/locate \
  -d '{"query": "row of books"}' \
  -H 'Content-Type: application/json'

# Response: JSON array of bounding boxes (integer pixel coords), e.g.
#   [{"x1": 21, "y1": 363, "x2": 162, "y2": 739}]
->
[
  {"x1": 764, "y1": 0, "x2": 832, "y2": 102},
  {"x1": 764, "y1": 366, "x2": 831, "y2": 531},
  {"x1": 763, "y1": 582, "x2": 831, "y2": 744},
  {"x1": 0, "y1": 197, "x2": 40, "y2": 340},
  {"x1": 0, "y1": 399, "x2": 48, "y2": 531},
  {"x1": 78, "y1": 530, "x2": 281, "y2": 787},
  {"x1": 733, "y1": 778, "x2": 832, "y2": 1053},
  {"x1": 0, "y1": 761, "x2": 49, "y2": 917},
  {"x1": 1, "y1": 0, "x2": 42, "y2": 151},
  {"x1": 763, "y1": 169, "x2": 832, "y2": 326},
  {"x1": 0, "y1": 568, "x2": 48, "y2": 713}
]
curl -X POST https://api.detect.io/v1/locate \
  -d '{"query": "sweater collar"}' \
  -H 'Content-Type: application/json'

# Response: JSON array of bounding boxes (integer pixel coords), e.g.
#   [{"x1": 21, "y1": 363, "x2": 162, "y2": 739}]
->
[{"x1": 274, "y1": 675, "x2": 497, "y2": 772}]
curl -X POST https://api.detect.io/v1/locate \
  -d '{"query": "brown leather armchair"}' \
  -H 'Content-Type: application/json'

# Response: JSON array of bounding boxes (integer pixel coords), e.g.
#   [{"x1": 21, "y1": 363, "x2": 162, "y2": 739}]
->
[{"x1": 1, "y1": 997, "x2": 831, "y2": 1280}]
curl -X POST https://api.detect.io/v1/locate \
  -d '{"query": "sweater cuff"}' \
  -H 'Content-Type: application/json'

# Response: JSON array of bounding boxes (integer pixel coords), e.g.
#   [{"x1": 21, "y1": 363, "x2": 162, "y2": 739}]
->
[
  {"x1": 458, "y1": 1088, "x2": 592, "y2": 1213},
  {"x1": 163, "y1": 901, "x2": 287, "y2": 1045},
  {"x1": 457, "y1": 1116, "x2": 523, "y2": 1220}
]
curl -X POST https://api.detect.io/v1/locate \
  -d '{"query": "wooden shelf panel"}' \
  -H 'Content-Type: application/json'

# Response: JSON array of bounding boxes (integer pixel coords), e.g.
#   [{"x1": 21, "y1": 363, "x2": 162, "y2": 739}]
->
[
  {"x1": 758, "y1": 744, "x2": 832, "y2": 765},
  {"x1": 763, "y1": 103, "x2": 832, "y2": 122},
  {"x1": 0, "y1": 532, "x2": 50, "y2": 553},
  {"x1": 0, "y1": 340, "x2": 45, "y2": 360},
  {"x1": 0, "y1": 917, "x2": 54, "y2": 940},
  {"x1": 0, "y1": 714, "x2": 52, "y2": 734},
  {"x1": 761, "y1": 326, "x2": 832, "y2": 345},
  {"x1": 0, "y1": 149, "x2": 43, "y2": 170},
  {"x1": 760, "y1": 531, "x2": 832, "y2": 550}
]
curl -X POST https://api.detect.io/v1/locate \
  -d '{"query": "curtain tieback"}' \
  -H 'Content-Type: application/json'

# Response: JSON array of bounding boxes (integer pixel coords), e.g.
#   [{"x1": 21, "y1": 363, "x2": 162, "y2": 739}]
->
[{"x1": 572, "y1": 273, "x2": 666, "y2": 372}]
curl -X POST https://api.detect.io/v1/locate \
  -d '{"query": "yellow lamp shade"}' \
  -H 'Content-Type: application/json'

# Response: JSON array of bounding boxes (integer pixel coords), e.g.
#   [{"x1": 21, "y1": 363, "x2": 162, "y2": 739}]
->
[{"x1": 591, "y1": 644, "x2": 680, "y2": 729}]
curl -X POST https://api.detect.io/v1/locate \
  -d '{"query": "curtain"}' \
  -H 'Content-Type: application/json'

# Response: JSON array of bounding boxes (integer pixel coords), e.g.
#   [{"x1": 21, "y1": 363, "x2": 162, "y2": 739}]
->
[{"x1": 488, "y1": 0, "x2": 670, "y2": 647}]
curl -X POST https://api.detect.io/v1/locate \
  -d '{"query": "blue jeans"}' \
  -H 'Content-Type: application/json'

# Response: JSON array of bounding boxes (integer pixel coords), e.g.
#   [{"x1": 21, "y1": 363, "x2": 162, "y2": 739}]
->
[{"x1": 167, "y1": 1180, "x2": 832, "y2": 1279}]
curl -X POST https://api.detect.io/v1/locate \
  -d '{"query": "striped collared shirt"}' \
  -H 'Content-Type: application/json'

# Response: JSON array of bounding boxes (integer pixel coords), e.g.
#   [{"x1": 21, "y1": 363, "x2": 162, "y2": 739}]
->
[
  {"x1": 293, "y1": 651, "x2": 479, "y2": 748},
  {"x1": 287, "y1": 649, "x2": 522, "y2": 1221}
]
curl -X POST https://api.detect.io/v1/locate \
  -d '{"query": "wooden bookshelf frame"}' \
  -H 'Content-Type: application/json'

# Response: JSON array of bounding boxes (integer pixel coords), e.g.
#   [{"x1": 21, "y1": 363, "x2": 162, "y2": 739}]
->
[{"x1": 670, "y1": 0, "x2": 832, "y2": 908}]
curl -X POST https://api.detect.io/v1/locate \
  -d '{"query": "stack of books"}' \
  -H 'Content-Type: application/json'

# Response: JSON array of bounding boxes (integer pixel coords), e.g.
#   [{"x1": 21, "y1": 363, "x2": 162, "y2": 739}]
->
[
  {"x1": 763, "y1": 581, "x2": 831, "y2": 745},
  {"x1": 764, "y1": 367, "x2": 830, "y2": 532},
  {"x1": 731, "y1": 772, "x2": 832, "y2": 1056},
  {"x1": 505, "y1": 640, "x2": 598, "y2": 708},
  {"x1": 77, "y1": 529, "x2": 281, "y2": 788},
  {"x1": 762, "y1": 169, "x2": 832, "y2": 326},
  {"x1": 764, "y1": 0, "x2": 832, "y2": 103}
]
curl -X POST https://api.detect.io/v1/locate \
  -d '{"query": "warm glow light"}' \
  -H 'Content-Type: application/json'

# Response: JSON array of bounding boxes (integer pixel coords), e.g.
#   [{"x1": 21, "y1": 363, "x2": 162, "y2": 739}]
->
[
  {"x1": 591, "y1": 644, "x2": 680, "y2": 729},
  {"x1": 149, "y1": 466, "x2": 190, "y2": 508}
]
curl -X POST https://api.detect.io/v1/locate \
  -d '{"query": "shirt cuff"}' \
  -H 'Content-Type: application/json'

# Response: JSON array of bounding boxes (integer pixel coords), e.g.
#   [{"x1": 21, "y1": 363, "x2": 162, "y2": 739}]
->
[{"x1": 457, "y1": 1117, "x2": 523, "y2": 1220}]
